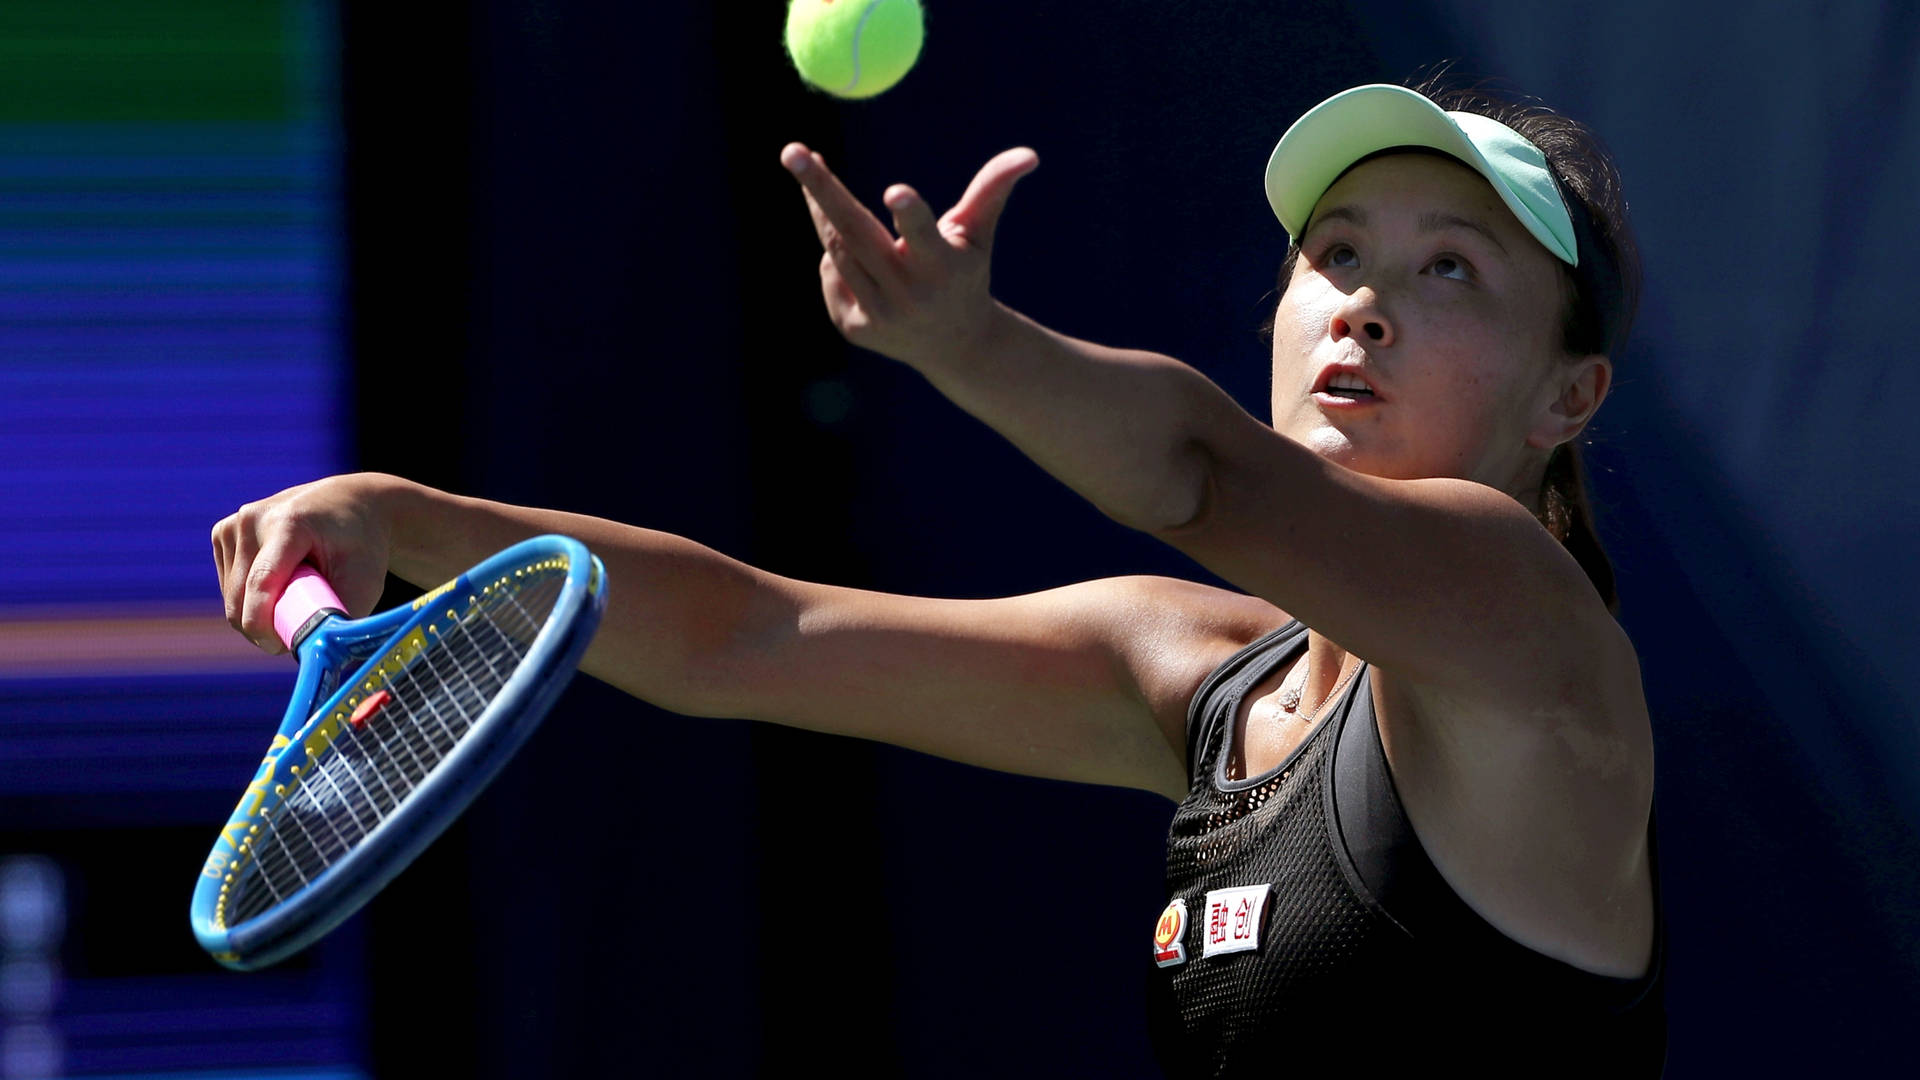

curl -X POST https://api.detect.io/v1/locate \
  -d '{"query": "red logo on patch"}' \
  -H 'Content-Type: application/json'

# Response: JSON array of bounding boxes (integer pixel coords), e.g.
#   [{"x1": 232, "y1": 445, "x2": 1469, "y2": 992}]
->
[{"x1": 1153, "y1": 898, "x2": 1188, "y2": 968}]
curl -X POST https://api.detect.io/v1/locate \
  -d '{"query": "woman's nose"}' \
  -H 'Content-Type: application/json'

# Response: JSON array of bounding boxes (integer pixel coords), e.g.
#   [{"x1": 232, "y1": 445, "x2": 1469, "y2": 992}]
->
[{"x1": 1330, "y1": 290, "x2": 1393, "y2": 346}]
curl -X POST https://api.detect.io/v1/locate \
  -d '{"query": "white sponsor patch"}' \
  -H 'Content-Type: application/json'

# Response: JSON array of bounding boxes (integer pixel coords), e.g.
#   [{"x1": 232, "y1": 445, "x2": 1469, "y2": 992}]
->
[
  {"x1": 1152, "y1": 898, "x2": 1188, "y2": 968},
  {"x1": 1200, "y1": 884, "x2": 1270, "y2": 958}
]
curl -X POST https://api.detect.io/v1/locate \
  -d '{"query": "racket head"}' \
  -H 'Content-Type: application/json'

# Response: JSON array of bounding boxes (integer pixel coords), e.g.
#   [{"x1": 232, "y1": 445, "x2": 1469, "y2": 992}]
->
[{"x1": 190, "y1": 534, "x2": 606, "y2": 970}]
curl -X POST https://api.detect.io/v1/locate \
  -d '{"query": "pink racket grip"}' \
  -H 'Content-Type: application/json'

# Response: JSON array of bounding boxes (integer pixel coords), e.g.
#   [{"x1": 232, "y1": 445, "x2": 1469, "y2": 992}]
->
[{"x1": 273, "y1": 565, "x2": 348, "y2": 651}]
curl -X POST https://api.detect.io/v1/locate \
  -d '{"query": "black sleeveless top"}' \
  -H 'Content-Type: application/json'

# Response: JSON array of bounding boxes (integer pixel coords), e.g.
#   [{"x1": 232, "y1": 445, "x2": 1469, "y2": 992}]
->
[{"x1": 1146, "y1": 622, "x2": 1667, "y2": 1077}]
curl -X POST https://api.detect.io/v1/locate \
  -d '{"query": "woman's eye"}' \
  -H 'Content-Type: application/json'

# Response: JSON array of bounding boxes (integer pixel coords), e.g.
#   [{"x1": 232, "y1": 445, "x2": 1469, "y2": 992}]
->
[
  {"x1": 1324, "y1": 245, "x2": 1358, "y2": 268},
  {"x1": 1429, "y1": 255, "x2": 1471, "y2": 281}
]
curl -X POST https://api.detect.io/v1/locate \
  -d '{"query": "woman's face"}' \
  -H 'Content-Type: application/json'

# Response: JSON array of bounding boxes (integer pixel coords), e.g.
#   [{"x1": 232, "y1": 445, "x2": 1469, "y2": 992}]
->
[{"x1": 1268, "y1": 152, "x2": 1596, "y2": 495}]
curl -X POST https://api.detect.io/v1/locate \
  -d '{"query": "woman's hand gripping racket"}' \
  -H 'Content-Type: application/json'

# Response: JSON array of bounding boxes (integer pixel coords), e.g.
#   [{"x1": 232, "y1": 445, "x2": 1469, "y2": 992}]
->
[{"x1": 191, "y1": 535, "x2": 606, "y2": 970}]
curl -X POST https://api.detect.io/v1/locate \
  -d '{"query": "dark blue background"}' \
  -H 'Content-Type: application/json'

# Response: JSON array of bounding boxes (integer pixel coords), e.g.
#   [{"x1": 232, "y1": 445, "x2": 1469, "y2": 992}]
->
[
  {"x1": 3, "y1": 0, "x2": 1889, "y2": 1068},
  {"x1": 319, "y1": 0, "x2": 1920, "y2": 1075}
]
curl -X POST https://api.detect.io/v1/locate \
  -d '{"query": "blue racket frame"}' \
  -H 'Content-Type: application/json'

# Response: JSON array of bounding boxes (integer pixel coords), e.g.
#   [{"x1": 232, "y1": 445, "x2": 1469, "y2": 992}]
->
[{"x1": 190, "y1": 534, "x2": 606, "y2": 970}]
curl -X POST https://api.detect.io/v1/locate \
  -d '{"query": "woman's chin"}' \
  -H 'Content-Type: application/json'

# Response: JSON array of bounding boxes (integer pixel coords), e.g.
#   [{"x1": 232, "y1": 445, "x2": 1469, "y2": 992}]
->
[
  {"x1": 1283, "y1": 425, "x2": 1429, "y2": 480},
  {"x1": 1291, "y1": 425, "x2": 1372, "y2": 468}
]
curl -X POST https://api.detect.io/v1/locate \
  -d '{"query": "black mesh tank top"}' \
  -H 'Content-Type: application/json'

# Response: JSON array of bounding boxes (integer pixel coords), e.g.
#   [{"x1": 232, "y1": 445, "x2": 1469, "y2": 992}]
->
[{"x1": 1145, "y1": 622, "x2": 1667, "y2": 1077}]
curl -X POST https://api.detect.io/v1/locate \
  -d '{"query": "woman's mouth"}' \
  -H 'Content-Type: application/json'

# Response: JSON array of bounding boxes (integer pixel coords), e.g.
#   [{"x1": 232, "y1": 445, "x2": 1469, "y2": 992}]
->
[{"x1": 1312, "y1": 368, "x2": 1381, "y2": 406}]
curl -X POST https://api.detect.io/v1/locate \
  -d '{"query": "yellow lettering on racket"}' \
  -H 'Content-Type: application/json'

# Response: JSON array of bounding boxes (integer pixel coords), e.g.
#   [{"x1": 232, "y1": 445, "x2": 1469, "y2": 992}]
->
[
  {"x1": 237, "y1": 773, "x2": 273, "y2": 816},
  {"x1": 412, "y1": 577, "x2": 458, "y2": 612},
  {"x1": 218, "y1": 734, "x2": 292, "y2": 851},
  {"x1": 358, "y1": 628, "x2": 428, "y2": 691},
  {"x1": 304, "y1": 715, "x2": 343, "y2": 761},
  {"x1": 303, "y1": 628, "x2": 428, "y2": 763},
  {"x1": 219, "y1": 817, "x2": 252, "y2": 851}
]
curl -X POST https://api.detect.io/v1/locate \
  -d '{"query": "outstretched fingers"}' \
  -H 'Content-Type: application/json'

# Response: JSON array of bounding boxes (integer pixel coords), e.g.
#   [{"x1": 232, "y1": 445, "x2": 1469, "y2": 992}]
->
[
  {"x1": 801, "y1": 182, "x2": 889, "y2": 320},
  {"x1": 783, "y1": 144, "x2": 900, "y2": 292},
  {"x1": 881, "y1": 183, "x2": 954, "y2": 274},
  {"x1": 944, "y1": 147, "x2": 1039, "y2": 252},
  {"x1": 780, "y1": 142, "x2": 1039, "y2": 360}
]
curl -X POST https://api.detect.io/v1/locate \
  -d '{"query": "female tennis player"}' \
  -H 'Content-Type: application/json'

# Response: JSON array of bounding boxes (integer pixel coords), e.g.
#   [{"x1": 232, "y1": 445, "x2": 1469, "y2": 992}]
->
[{"x1": 213, "y1": 79, "x2": 1664, "y2": 1075}]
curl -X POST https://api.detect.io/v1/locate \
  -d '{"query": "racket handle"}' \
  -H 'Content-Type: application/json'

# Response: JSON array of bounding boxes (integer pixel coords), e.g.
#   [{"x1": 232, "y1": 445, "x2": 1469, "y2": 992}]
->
[{"x1": 274, "y1": 565, "x2": 348, "y2": 652}]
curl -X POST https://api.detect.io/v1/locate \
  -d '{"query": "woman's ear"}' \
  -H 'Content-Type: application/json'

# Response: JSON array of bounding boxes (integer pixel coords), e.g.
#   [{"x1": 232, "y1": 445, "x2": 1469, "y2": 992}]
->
[{"x1": 1529, "y1": 355, "x2": 1611, "y2": 449}]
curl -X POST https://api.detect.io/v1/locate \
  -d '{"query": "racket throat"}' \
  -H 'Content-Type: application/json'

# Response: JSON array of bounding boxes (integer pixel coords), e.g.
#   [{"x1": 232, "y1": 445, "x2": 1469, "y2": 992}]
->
[{"x1": 289, "y1": 607, "x2": 346, "y2": 653}]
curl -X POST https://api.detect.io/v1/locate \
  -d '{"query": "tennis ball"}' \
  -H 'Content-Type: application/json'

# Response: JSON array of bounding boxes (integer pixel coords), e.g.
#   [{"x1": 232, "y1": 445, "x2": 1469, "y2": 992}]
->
[{"x1": 784, "y1": 0, "x2": 925, "y2": 100}]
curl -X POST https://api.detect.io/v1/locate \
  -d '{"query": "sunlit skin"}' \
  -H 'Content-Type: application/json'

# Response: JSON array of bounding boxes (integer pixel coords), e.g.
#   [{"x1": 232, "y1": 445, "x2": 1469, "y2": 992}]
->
[
  {"x1": 201, "y1": 135, "x2": 1658, "y2": 982},
  {"x1": 1246, "y1": 152, "x2": 1614, "y2": 788},
  {"x1": 1268, "y1": 153, "x2": 1608, "y2": 504}
]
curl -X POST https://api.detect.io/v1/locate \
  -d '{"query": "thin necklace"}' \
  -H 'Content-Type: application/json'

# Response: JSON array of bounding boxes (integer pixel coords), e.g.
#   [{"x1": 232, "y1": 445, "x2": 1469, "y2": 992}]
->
[
  {"x1": 1278, "y1": 660, "x2": 1307, "y2": 712},
  {"x1": 1280, "y1": 652, "x2": 1359, "y2": 722}
]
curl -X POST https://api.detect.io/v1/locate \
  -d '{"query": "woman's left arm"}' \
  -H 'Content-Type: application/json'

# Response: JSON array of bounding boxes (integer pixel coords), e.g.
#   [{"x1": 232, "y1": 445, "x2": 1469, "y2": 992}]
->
[
  {"x1": 782, "y1": 144, "x2": 1631, "y2": 714},
  {"x1": 956, "y1": 299, "x2": 1629, "y2": 714}
]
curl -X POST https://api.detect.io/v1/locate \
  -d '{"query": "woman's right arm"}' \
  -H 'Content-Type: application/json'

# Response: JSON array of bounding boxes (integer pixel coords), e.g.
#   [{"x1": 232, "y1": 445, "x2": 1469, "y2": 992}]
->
[{"x1": 212, "y1": 472, "x2": 1282, "y2": 800}]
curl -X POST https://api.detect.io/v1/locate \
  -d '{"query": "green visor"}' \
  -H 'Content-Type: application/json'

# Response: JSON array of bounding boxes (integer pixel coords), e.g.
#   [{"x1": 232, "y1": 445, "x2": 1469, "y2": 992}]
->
[
  {"x1": 1265, "y1": 83, "x2": 1630, "y2": 354},
  {"x1": 1264, "y1": 83, "x2": 1578, "y2": 266}
]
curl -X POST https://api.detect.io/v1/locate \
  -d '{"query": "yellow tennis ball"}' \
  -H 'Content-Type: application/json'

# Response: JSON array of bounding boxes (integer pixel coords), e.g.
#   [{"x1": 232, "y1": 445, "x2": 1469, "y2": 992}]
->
[{"x1": 784, "y1": 0, "x2": 926, "y2": 100}]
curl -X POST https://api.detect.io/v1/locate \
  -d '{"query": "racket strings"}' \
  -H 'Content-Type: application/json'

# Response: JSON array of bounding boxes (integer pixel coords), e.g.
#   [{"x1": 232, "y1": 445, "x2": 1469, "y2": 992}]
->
[{"x1": 228, "y1": 571, "x2": 566, "y2": 925}]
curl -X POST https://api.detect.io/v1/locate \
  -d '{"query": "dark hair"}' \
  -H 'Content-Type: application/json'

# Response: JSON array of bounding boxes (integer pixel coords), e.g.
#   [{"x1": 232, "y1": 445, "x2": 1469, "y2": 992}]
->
[{"x1": 1257, "y1": 75, "x2": 1639, "y2": 613}]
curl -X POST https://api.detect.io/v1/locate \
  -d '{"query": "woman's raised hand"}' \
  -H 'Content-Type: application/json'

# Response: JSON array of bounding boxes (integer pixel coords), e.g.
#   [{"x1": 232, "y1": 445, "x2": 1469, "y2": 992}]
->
[
  {"x1": 780, "y1": 142, "x2": 1038, "y2": 367},
  {"x1": 211, "y1": 473, "x2": 399, "y2": 654}
]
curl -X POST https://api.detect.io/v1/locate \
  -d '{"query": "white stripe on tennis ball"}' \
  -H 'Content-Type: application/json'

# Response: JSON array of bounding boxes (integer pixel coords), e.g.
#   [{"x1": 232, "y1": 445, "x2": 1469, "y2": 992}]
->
[{"x1": 835, "y1": 0, "x2": 887, "y2": 93}]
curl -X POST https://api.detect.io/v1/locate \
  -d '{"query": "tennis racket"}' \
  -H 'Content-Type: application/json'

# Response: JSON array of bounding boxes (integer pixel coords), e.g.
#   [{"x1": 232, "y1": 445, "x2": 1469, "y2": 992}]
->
[{"x1": 190, "y1": 534, "x2": 606, "y2": 970}]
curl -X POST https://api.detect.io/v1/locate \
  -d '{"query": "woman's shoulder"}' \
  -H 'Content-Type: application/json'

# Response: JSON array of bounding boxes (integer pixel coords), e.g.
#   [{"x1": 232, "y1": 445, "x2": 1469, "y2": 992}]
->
[{"x1": 1366, "y1": 625, "x2": 1656, "y2": 979}]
